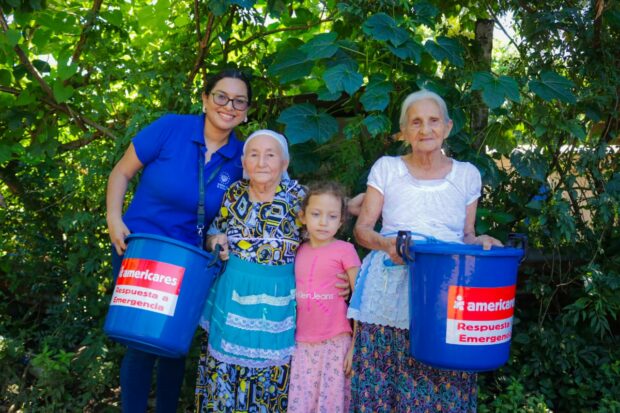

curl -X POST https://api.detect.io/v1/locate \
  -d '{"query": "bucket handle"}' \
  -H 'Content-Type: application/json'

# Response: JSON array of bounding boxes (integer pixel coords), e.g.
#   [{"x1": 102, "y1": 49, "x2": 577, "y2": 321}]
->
[
  {"x1": 396, "y1": 231, "x2": 414, "y2": 263},
  {"x1": 506, "y1": 233, "x2": 528, "y2": 263},
  {"x1": 396, "y1": 231, "x2": 437, "y2": 263},
  {"x1": 207, "y1": 244, "x2": 227, "y2": 275}
]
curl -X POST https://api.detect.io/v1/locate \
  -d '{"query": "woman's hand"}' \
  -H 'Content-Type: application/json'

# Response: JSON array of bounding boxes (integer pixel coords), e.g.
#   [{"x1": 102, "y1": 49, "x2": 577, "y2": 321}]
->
[
  {"x1": 335, "y1": 272, "x2": 351, "y2": 298},
  {"x1": 383, "y1": 237, "x2": 404, "y2": 265},
  {"x1": 208, "y1": 233, "x2": 230, "y2": 261},
  {"x1": 108, "y1": 217, "x2": 131, "y2": 255},
  {"x1": 464, "y1": 232, "x2": 503, "y2": 250},
  {"x1": 475, "y1": 234, "x2": 503, "y2": 250}
]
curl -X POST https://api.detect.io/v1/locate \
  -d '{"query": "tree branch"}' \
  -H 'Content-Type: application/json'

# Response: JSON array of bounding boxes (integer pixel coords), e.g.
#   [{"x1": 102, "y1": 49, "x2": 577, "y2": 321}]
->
[
  {"x1": 58, "y1": 131, "x2": 103, "y2": 152},
  {"x1": 71, "y1": 0, "x2": 104, "y2": 65},
  {"x1": 193, "y1": 0, "x2": 202, "y2": 43},
  {"x1": 0, "y1": 8, "x2": 55, "y2": 100},
  {"x1": 221, "y1": 7, "x2": 238, "y2": 65},
  {"x1": 39, "y1": 94, "x2": 118, "y2": 139},
  {"x1": 187, "y1": 11, "x2": 217, "y2": 88},
  {"x1": 485, "y1": 4, "x2": 525, "y2": 59},
  {"x1": 0, "y1": 85, "x2": 117, "y2": 141},
  {"x1": 232, "y1": 19, "x2": 333, "y2": 49}
]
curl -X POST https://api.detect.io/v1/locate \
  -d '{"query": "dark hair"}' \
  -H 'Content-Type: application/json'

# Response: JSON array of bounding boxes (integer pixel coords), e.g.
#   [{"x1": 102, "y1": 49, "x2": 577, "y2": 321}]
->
[
  {"x1": 204, "y1": 69, "x2": 252, "y2": 102},
  {"x1": 301, "y1": 181, "x2": 348, "y2": 224}
]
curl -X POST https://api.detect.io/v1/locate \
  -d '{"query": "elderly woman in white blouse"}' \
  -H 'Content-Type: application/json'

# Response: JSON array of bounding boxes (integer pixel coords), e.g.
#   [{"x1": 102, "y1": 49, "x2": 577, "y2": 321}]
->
[{"x1": 347, "y1": 90, "x2": 502, "y2": 413}]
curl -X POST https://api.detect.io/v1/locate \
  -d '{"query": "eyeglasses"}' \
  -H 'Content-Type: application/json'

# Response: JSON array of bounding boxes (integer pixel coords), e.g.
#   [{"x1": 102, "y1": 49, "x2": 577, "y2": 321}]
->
[{"x1": 211, "y1": 92, "x2": 249, "y2": 111}]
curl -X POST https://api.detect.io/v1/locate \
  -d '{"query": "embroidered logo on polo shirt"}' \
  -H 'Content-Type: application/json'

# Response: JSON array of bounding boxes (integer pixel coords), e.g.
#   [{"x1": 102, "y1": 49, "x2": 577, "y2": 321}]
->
[{"x1": 217, "y1": 172, "x2": 232, "y2": 190}]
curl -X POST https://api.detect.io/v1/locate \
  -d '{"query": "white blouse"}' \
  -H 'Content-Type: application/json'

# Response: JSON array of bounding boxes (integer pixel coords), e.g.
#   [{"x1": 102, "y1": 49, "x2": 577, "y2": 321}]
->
[{"x1": 347, "y1": 156, "x2": 482, "y2": 329}]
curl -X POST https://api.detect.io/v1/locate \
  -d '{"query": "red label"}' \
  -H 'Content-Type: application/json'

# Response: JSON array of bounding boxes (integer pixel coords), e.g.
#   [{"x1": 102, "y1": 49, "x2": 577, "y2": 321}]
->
[
  {"x1": 447, "y1": 285, "x2": 516, "y2": 321},
  {"x1": 116, "y1": 258, "x2": 184, "y2": 294},
  {"x1": 445, "y1": 285, "x2": 516, "y2": 346},
  {"x1": 110, "y1": 258, "x2": 185, "y2": 316}
]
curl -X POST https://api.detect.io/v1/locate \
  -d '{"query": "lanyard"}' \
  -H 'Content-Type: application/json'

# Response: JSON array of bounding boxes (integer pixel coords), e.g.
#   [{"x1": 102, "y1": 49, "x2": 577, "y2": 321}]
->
[{"x1": 196, "y1": 144, "x2": 225, "y2": 247}]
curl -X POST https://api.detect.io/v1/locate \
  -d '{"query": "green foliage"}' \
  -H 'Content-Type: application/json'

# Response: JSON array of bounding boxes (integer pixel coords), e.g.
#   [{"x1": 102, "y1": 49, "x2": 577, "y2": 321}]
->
[{"x1": 1, "y1": 0, "x2": 619, "y2": 410}]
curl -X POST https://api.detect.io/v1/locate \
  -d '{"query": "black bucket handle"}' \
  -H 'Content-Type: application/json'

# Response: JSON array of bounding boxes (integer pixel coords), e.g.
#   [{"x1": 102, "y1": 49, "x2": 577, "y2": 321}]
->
[
  {"x1": 396, "y1": 231, "x2": 414, "y2": 263},
  {"x1": 207, "y1": 243, "x2": 227, "y2": 275},
  {"x1": 506, "y1": 233, "x2": 528, "y2": 263}
]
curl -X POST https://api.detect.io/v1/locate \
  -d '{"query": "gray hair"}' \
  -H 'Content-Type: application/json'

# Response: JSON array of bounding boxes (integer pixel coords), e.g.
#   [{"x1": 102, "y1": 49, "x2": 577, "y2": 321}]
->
[
  {"x1": 399, "y1": 89, "x2": 451, "y2": 129},
  {"x1": 242, "y1": 129, "x2": 290, "y2": 180}
]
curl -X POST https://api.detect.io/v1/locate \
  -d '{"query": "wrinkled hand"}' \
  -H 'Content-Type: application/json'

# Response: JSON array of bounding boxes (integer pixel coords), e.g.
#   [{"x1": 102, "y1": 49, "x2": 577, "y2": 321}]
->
[
  {"x1": 209, "y1": 234, "x2": 230, "y2": 261},
  {"x1": 383, "y1": 237, "x2": 404, "y2": 265},
  {"x1": 477, "y1": 234, "x2": 503, "y2": 250},
  {"x1": 335, "y1": 272, "x2": 351, "y2": 299},
  {"x1": 108, "y1": 218, "x2": 131, "y2": 255}
]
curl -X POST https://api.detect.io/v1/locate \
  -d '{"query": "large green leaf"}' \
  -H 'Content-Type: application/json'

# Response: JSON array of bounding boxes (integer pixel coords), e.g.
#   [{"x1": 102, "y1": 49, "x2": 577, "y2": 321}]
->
[
  {"x1": 363, "y1": 114, "x2": 391, "y2": 137},
  {"x1": 53, "y1": 80, "x2": 74, "y2": 103},
  {"x1": 510, "y1": 150, "x2": 548, "y2": 182},
  {"x1": 471, "y1": 72, "x2": 521, "y2": 109},
  {"x1": 267, "y1": 49, "x2": 313, "y2": 84},
  {"x1": 605, "y1": 173, "x2": 620, "y2": 196},
  {"x1": 0, "y1": 144, "x2": 13, "y2": 163},
  {"x1": 300, "y1": 32, "x2": 339, "y2": 60},
  {"x1": 0, "y1": 69, "x2": 13, "y2": 86},
  {"x1": 15, "y1": 90, "x2": 36, "y2": 106},
  {"x1": 6, "y1": 29, "x2": 21, "y2": 46},
  {"x1": 362, "y1": 13, "x2": 409, "y2": 46},
  {"x1": 528, "y1": 71, "x2": 576, "y2": 104},
  {"x1": 277, "y1": 103, "x2": 339, "y2": 144},
  {"x1": 316, "y1": 87, "x2": 342, "y2": 102},
  {"x1": 231, "y1": 0, "x2": 256, "y2": 8},
  {"x1": 31, "y1": 27, "x2": 51, "y2": 50},
  {"x1": 360, "y1": 78, "x2": 393, "y2": 111},
  {"x1": 323, "y1": 64, "x2": 363, "y2": 95},
  {"x1": 207, "y1": 0, "x2": 229, "y2": 16},
  {"x1": 412, "y1": 2, "x2": 439, "y2": 28},
  {"x1": 387, "y1": 39, "x2": 424, "y2": 63},
  {"x1": 560, "y1": 119, "x2": 587, "y2": 142},
  {"x1": 56, "y1": 50, "x2": 78, "y2": 81},
  {"x1": 424, "y1": 36, "x2": 464, "y2": 67},
  {"x1": 289, "y1": 141, "x2": 321, "y2": 175},
  {"x1": 450, "y1": 108, "x2": 466, "y2": 136},
  {"x1": 32, "y1": 59, "x2": 51, "y2": 74}
]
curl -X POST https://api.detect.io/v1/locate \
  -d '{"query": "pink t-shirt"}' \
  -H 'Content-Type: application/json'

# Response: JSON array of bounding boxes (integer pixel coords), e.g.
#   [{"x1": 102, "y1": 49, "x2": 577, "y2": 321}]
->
[{"x1": 294, "y1": 240, "x2": 361, "y2": 342}]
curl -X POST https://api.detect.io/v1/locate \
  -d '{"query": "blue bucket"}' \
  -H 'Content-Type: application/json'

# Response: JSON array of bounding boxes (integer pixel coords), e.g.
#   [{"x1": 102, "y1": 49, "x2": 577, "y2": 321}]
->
[
  {"x1": 397, "y1": 231, "x2": 526, "y2": 372},
  {"x1": 104, "y1": 233, "x2": 222, "y2": 358}
]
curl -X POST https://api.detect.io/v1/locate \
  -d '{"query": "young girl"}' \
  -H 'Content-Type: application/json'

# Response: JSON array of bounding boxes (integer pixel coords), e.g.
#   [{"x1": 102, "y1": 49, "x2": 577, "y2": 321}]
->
[{"x1": 288, "y1": 181, "x2": 361, "y2": 413}]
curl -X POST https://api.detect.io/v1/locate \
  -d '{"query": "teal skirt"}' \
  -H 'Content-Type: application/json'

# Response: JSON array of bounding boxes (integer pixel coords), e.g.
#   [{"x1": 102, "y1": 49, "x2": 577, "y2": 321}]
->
[{"x1": 200, "y1": 255, "x2": 296, "y2": 368}]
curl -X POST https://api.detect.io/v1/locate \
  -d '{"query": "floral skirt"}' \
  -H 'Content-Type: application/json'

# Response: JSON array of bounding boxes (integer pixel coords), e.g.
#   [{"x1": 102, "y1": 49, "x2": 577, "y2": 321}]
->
[
  {"x1": 350, "y1": 322, "x2": 477, "y2": 413},
  {"x1": 195, "y1": 332, "x2": 289, "y2": 413},
  {"x1": 288, "y1": 334, "x2": 352, "y2": 413}
]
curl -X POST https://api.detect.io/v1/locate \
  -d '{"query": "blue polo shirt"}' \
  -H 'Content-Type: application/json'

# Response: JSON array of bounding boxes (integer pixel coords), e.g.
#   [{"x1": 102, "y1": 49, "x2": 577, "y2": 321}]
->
[{"x1": 122, "y1": 114, "x2": 244, "y2": 246}]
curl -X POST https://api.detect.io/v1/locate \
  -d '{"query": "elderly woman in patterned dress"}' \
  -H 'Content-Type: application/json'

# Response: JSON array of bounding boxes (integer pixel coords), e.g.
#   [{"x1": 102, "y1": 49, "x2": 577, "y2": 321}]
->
[{"x1": 194, "y1": 129, "x2": 303, "y2": 412}]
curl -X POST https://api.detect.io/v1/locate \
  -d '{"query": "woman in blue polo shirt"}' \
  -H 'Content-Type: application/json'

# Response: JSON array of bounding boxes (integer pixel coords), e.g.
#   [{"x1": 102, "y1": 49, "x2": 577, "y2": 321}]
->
[{"x1": 106, "y1": 69, "x2": 251, "y2": 413}]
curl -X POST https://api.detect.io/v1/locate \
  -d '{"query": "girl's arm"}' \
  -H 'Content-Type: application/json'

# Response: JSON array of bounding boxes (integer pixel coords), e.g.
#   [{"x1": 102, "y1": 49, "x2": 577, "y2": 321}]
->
[
  {"x1": 354, "y1": 186, "x2": 403, "y2": 264},
  {"x1": 462, "y1": 200, "x2": 503, "y2": 250},
  {"x1": 106, "y1": 143, "x2": 144, "y2": 255},
  {"x1": 344, "y1": 319, "x2": 358, "y2": 376},
  {"x1": 343, "y1": 265, "x2": 359, "y2": 376}
]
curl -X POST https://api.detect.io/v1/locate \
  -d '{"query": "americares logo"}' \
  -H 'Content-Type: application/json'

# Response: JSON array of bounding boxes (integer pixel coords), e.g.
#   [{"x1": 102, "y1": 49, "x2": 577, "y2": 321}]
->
[{"x1": 446, "y1": 285, "x2": 516, "y2": 346}]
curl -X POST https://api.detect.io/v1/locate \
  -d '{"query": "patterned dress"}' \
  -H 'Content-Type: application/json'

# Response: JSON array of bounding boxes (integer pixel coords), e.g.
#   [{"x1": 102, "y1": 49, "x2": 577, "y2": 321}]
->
[{"x1": 195, "y1": 178, "x2": 305, "y2": 413}]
